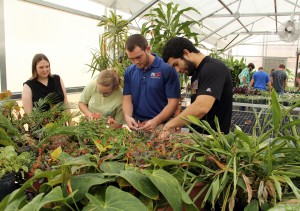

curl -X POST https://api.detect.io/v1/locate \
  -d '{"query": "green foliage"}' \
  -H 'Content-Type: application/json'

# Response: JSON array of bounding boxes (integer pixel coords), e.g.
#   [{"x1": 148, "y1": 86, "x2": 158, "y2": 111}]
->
[
  {"x1": 179, "y1": 89, "x2": 300, "y2": 210},
  {"x1": 0, "y1": 151, "x2": 197, "y2": 210},
  {"x1": 0, "y1": 146, "x2": 32, "y2": 179},
  {"x1": 210, "y1": 53, "x2": 246, "y2": 87},
  {"x1": 141, "y1": 2, "x2": 201, "y2": 88},
  {"x1": 141, "y1": 2, "x2": 201, "y2": 57},
  {"x1": 87, "y1": 10, "x2": 131, "y2": 78},
  {"x1": 20, "y1": 93, "x2": 78, "y2": 140}
]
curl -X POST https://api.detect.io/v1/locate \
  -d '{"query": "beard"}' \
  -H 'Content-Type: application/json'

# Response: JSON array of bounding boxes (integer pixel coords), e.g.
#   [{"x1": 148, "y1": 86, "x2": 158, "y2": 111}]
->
[{"x1": 182, "y1": 58, "x2": 196, "y2": 76}]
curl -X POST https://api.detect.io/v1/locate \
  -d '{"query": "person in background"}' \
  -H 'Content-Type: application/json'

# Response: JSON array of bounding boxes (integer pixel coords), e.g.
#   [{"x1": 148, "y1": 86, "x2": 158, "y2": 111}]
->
[
  {"x1": 296, "y1": 72, "x2": 300, "y2": 92},
  {"x1": 239, "y1": 63, "x2": 255, "y2": 88},
  {"x1": 249, "y1": 66, "x2": 272, "y2": 91},
  {"x1": 122, "y1": 34, "x2": 181, "y2": 132},
  {"x1": 269, "y1": 68, "x2": 275, "y2": 76},
  {"x1": 160, "y1": 37, "x2": 233, "y2": 138},
  {"x1": 270, "y1": 64, "x2": 287, "y2": 95},
  {"x1": 78, "y1": 69, "x2": 125, "y2": 129},
  {"x1": 22, "y1": 53, "x2": 70, "y2": 114}
]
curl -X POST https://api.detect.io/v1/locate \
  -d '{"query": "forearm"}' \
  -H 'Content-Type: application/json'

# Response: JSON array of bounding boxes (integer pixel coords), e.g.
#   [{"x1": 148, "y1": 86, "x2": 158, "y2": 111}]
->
[
  {"x1": 122, "y1": 96, "x2": 133, "y2": 118},
  {"x1": 78, "y1": 102, "x2": 93, "y2": 116},
  {"x1": 268, "y1": 83, "x2": 272, "y2": 91},
  {"x1": 249, "y1": 79, "x2": 254, "y2": 88},
  {"x1": 163, "y1": 102, "x2": 207, "y2": 130},
  {"x1": 152, "y1": 99, "x2": 179, "y2": 125}
]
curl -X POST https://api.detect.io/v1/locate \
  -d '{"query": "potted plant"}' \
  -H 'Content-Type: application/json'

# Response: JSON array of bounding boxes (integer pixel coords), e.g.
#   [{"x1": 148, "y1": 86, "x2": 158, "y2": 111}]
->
[
  {"x1": 87, "y1": 10, "x2": 131, "y2": 78},
  {"x1": 0, "y1": 146, "x2": 32, "y2": 201},
  {"x1": 177, "y1": 89, "x2": 300, "y2": 210}
]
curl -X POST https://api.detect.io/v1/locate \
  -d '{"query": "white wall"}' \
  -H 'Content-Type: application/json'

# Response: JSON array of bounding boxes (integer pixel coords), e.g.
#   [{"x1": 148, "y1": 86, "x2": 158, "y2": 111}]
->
[
  {"x1": 231, "y1": 44, "x2": 297, "y2": 73},
  {"x1": 4, "y1": 0, "x2": 103, "y2": 93}
]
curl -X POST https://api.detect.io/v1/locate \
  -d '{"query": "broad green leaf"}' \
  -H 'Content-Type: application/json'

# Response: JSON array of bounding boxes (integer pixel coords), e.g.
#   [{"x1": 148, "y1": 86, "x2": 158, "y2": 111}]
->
[
  {"x1": 37, "y1": 186, "x2": 71, "y2": 210},
  {"x1": 7, "y1": 170, "x2": 61, "y2": 203},
  {"x1": 2, "y1": 194, "x2": 26, "y2": 211},
  {"x1": 244, "y1": 199, "x2": 259, "y2": 211},
  {"x1": 60, "y1": 154, "x2": 97, "y2": 168},
  {"x1": 70, "y1": 173, "x2": 115, "y2": 202},
  {"x1": 50, "y1": 146, "x2": 62, "y2": 161},
  {"x1": 83, "y1": 186, "x2": 148, "y2": 211},
  {"x1": 148, "y1": 169, "x2": 182, "y2": 211},
  {"x1": 100, "y1": 161, "x2": 125, "y2": 173},
  {"x1": 149, "y1": 157, "x2": 186, "y2": 168},
  {"x1": 119, "y1": 170, "x2": 159, "y2": 199},
  {"x1": 19, "y1": 193, "x2": 44, "y2": 211}
]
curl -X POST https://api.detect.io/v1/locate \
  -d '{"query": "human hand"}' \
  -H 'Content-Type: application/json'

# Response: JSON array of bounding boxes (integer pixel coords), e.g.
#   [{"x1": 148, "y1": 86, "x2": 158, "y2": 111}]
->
[
  {"x1": 159, "y1": 129, "x2": 171, "y2": 139},
  {"x1": 107, "y1": 116, "x2": 117, "y2": 125},
  {"x1": 139, "y1": 119, "x2": 158, "y2": 132},
  {"x1": 85, "y1": 112, "x2": 101, "y2": 121},
  {"x1": 125, "y1": 116, "x2": 138, "y2": 130}
]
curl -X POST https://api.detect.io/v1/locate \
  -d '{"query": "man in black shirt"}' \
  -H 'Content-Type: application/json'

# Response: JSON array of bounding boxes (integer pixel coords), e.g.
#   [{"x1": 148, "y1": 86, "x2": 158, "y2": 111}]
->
[{"x1": 161, "y1": 37, "x2": 233, "y2": 136}]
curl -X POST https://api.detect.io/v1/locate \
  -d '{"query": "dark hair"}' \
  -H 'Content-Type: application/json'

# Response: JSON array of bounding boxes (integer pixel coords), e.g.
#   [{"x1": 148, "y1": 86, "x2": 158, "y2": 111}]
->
[
  {"x1": 125, "y1": 34, "x2": 148, "y2": 52},
  {"x1": 97, "y1": 68, "x2": 122, "y2": 91},
  {"x1": 162, "y1": 37, "x2": 200, "y2": 62},
  {"x1": 279, "y1": 64, "x2": 285, "y2": 69},
  {"x1": 247, "y1": 63, "x2": 255, "y2": 69},
  {"x1": 31, "y1": 53, "x2": 51, "y2": 79}
]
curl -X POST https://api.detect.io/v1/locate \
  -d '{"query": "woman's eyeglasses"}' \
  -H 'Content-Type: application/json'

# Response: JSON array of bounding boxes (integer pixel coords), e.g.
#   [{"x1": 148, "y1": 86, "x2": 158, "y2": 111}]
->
[{"x1": 96, "y1": 89, "x2": 113, "y2": 97}]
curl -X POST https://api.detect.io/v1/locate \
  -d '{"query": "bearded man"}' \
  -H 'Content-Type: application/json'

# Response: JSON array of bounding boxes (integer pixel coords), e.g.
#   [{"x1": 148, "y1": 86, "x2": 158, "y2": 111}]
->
[{"x1": 161, "y1": 37, "x2": 233, "y2": 137}]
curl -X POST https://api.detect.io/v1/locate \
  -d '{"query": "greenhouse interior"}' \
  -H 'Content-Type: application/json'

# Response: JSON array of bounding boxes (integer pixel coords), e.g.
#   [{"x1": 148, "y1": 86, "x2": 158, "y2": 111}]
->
[{"x1": 1, "y1": 0, "x2": 300, "y2": 210}]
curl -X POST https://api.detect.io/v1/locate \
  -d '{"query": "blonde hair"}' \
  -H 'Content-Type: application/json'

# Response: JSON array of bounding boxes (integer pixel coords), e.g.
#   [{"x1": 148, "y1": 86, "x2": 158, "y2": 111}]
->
[{"x1": 96, "y1": 69, "x2": 122, "y2": 90}]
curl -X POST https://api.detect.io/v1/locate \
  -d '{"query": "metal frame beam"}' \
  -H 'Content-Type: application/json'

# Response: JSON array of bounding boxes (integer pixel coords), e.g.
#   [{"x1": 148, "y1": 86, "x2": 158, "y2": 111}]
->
[
  {"x1": 284, "y1": 0, "x2": 300, "y2": 9},
  {"x1": 199, "y1": 0, "x2": 239, "y2": 22},
  {"x1": 224, "y1": 34, "x2": 252, "y2": 51},
  {"x1": 21, "y1": 0, "x2": 139, "y2": 30},
  {"x1": 230, "y1": 31, "x2": 277, "y2": 35},
  {"x1": 274, "y1": 0, "x2": 278, "y2": 32},
  {"x1": 207, "y1": 12, "x2": 300, "y2": 18},
  {"x1": 0, "y1": 0, "x2": 6, "y2": 91},
  {"x1": 199, "y1": 18, "x2": 236, "y2": 42},
  {"x1": 218, "y1": 17, "x2": 265, "y2": 40},
  {"x1": 128, "y1": 0, "x2": 159, "y2": 22},
  {"x1": 218, "y1": 0, "x2": 249, "y2": 32}
]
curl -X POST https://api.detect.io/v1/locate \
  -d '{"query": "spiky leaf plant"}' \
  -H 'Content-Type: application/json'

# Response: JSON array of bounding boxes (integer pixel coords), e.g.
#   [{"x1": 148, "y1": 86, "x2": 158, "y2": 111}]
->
[{"x1": 178, "y1": 90, "x2": 300, "y2": 210}]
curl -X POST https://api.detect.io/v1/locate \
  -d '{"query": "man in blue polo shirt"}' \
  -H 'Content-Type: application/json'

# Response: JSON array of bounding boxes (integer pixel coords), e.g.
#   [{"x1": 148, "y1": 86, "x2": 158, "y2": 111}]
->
[
  {"x1": 249, "y1": 67, "x2": 272, "y2": 91},
  {"x1": 123, "y1": 34, "x2": 181, "y2": 131}
]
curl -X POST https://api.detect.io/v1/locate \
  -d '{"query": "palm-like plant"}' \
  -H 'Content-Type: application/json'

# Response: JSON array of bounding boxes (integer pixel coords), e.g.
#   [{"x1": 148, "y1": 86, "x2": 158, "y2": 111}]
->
[
  {"x1": 141, "y1": 2, "x2": 202, "y2": 95},
  {"x1": 87, "y1": 11, "x2": 130, "y2": 77},
  {"x1": 97, "y1": 10, "x2": 130, "y2": 61},
  {"x1": 141, "y1": 2, "x2": 201, "y2": 57}
]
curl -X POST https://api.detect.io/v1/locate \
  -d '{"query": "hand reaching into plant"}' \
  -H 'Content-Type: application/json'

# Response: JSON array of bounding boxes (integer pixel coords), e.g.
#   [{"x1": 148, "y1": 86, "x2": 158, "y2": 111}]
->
[
  {"x1": 138, "y1": 119, "x2": 158, "y2": 132},
  {"x1": 124, "y1": 116, "x2": 139, "y2": 130},
  {"x1": 85, "y1": 112, "x2": 101, "y2": 121},
  {"x1": 159, "y1": 129, "x2": 171, "y2": 140}
]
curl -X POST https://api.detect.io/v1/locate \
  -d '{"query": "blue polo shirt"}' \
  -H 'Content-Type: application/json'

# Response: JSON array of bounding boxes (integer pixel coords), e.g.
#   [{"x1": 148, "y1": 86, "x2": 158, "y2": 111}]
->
[
  {"x1": 123, "y1": 54, "x2": 180, "y2": 121},
  {"x1": 252, "y1": 70, "x2": 270, "y2": 91}
]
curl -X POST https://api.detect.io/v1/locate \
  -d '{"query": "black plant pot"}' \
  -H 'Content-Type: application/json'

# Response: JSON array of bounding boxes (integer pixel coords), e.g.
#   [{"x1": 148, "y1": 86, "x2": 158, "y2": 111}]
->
[{"x1": 0, "y1": 172, "x2": 16, "y2": 201}]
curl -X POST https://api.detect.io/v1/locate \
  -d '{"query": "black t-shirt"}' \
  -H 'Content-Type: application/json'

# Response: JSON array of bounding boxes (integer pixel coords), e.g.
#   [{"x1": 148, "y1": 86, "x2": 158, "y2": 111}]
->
[
  {"x1": 24, "y1": 74, "x2": 64, "y2": 111},
  {"x1": 191, "y1": 56, "x2": 233, "y2": 134}
]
